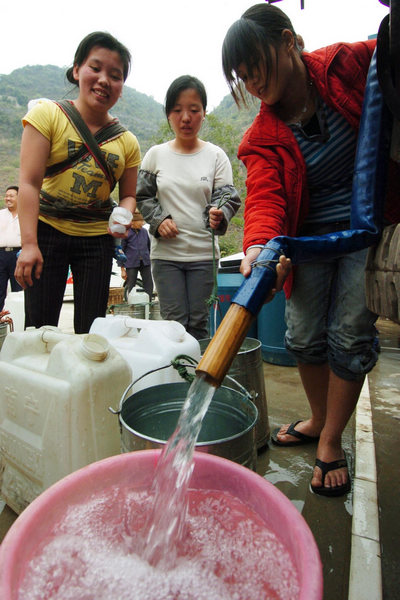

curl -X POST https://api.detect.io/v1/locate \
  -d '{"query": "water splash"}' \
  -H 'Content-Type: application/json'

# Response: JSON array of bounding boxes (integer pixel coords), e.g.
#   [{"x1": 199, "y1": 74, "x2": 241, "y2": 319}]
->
[{"x1": 141, "y1": 375, "x2": 216, "y2": 568}]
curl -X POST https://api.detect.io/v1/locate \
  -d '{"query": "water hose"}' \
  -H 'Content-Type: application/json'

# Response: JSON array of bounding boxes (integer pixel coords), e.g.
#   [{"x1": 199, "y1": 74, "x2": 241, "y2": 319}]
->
[
  {"x1": 196, "y1": 241, "x2": 281, "y2": 385},
  {"x1": 197, "y1": 50, "x2": 389, "y2": 386}
]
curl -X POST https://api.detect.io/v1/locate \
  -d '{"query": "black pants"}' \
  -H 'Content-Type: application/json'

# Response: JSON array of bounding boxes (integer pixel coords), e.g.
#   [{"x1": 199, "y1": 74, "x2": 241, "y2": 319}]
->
[
  {"x1": 124, "y1": 262, "x2": 154, "y2": 301},
  {"x1": 0, "y1": 250, "x2": 21, "y2": 311},
  {"x1": 24, "y1": 221, "x2": 114, "y2": 333}
]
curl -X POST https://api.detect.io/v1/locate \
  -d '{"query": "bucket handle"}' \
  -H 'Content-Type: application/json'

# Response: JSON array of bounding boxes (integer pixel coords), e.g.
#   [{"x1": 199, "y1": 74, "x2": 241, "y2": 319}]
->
[
  {"x1": 108, "y1": 355, "x2": 199, "y2": 415},
  {"x1": 222, "y1": 374, "x2": 254, "y2": 402},
  {"x1": 108, "y1": 358, "x2": 253, "y2": 416}
]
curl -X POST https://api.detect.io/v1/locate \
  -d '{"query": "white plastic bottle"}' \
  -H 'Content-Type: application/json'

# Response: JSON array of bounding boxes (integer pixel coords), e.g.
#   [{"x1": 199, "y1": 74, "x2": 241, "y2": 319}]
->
[{"x1": 108, "y1": 206, "x2": 132, "y2": 234}]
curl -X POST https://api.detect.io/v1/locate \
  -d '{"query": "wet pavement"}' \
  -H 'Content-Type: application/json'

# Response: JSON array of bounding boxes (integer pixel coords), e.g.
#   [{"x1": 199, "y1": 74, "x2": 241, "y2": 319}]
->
[
  {"x1": 367, "y1": 320, "x2": 400, "y2": 600},
  {"x1": 0, "y1": 303, "x2": 399, "y2": 600},
  {"x1": 257, "y1": 316, "x2": 400, "y2": 600},
  {"x1": 258, "y1": 361, "x2": 354, "y2": 600}
]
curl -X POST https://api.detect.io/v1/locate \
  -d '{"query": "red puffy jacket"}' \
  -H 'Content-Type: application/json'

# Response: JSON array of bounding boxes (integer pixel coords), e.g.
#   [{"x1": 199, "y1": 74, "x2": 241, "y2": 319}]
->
[{"x1": 238, "y1": 40, "x2": 376, "y2": 296}]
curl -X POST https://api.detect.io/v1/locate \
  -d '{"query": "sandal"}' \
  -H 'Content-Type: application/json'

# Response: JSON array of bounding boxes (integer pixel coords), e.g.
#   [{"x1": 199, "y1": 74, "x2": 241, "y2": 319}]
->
[
  {"x1": 271, "y1": 420, "x2": 320, "y2": 447},
  {"x1": 310, "y1": 454, "x2": 351, "y2": 497}
]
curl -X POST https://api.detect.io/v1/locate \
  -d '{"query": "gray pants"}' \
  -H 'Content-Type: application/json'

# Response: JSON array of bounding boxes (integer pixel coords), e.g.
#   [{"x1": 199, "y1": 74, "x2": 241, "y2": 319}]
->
[{"x1": 151, "y1": 259, "x2": 214, "y2": 340}]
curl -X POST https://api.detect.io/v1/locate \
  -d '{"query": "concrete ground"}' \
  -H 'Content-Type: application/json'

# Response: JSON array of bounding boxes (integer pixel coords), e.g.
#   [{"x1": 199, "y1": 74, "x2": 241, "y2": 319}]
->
[
  {"x1": 258, "y1": 362, "x2": 355, "y2": 600},
  {"x1": 257, "y1": 316, "x2": 400, "y2": 600},
  {"x1": 0, "y1": 302, "x2": 398, "y2": 600}
]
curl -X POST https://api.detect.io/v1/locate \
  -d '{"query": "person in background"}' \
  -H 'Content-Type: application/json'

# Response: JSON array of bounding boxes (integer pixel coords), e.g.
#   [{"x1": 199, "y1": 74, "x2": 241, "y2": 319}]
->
[
  {"x1": 222, "y1": 3, "x2": 378, "y2": 496},
  {"x1": 136, "y1": 75, "x2": 240, "y2": 340},
  {"x1": 14, "y1": 32, "x2": 141, "y2": 333},
  {"x1": 121, "y1": 209, "x2": 153, "y2": 301},
  {"x1": 0, "y1": 186, "x2": 22, "y2": 311}
]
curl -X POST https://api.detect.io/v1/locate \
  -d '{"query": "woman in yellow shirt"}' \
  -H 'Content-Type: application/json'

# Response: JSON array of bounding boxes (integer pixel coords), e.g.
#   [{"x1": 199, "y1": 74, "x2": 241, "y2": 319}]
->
[{"x1": 15, "y1": 32, "x2": 141, "y2": 333}]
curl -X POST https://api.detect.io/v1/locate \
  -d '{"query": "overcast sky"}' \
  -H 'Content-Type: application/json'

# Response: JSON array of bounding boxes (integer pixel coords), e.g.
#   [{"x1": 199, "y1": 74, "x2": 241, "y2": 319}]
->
[{"x1": 1, "y1": 0, "x2": 389, "y2": 110}]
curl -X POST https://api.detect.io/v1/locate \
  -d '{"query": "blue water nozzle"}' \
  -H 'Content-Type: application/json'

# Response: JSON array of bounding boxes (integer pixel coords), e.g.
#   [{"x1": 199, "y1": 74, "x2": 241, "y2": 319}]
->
[{"x1": 232, "y1": 239, "x2": 285, "y2": 316}]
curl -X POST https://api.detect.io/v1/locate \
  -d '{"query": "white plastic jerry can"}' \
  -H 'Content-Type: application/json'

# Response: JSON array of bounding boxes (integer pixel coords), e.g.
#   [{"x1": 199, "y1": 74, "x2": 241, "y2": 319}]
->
[
  {"x1": 89, "y1": 315, "x2": 201, "y2": 392},
  {"x1": 0, "y1": 327, "x2": 132, "y2": 514}
]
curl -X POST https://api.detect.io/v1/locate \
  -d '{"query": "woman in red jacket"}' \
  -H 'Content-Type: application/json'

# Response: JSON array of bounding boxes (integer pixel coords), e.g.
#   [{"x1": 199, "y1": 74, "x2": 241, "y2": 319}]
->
[{"x1": 222, "y1": 3, "x2": 378, "y2": 497}]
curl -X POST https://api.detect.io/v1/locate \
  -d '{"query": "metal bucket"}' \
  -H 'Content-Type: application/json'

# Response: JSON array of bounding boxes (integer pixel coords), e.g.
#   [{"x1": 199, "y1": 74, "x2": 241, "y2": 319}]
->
[
  {"x1": 118, "y1": 381, "x2": 258, "y2": 470},
  {"x1": 149, "y1": 299, "x2": 162, "y2": 320},
  {"x1": 110, "y1": 302, "x2": 147, "y2": 319},
  {"x1": 0, "y1": 323, "x2": 7, "y2": 351},
  {"x1": 199, "y1": 338, "x2": 270, "y2": 451}
]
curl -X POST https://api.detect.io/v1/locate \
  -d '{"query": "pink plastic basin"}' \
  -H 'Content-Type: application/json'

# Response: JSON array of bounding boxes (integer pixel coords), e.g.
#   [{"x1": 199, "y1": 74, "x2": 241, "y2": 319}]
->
[{"x1": 0, "y1": 450, "x2": 323, "y2": 599}]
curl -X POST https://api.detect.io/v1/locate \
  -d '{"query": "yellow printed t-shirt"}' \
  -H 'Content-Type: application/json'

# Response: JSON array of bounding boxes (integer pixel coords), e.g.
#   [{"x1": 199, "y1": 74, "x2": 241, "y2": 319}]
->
[{"x1": 23, "y1": 100, "x2": 141, "y2": 236}]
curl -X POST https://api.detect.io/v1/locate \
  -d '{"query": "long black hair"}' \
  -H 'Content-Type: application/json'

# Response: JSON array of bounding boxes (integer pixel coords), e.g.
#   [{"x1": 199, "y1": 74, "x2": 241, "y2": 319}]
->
[{"x1": 222, "y1": 3, "x2": 300, "y2": 106}]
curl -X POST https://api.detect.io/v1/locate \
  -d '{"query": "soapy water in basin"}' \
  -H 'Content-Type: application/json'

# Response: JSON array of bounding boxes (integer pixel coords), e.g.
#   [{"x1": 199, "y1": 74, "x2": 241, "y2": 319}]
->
[
  {"x1": 19, "y1": 377, "x2": 299, "y2": 598},
  {"x1": 18, "y1": 487, "x2": 299, "y2": 600}
]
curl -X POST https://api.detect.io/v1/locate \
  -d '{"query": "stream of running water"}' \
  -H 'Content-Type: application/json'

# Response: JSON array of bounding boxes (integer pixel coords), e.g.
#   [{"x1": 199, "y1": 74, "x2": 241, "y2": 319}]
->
[{"x1": 140, "y1": 374, "x2": 216, "y2": 568}]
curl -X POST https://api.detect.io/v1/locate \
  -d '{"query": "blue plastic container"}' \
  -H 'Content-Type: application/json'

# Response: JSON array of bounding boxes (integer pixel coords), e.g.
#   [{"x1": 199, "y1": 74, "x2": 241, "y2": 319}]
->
[{"x1": 257, "y1": 291, "x2": 296, "y2": 366}]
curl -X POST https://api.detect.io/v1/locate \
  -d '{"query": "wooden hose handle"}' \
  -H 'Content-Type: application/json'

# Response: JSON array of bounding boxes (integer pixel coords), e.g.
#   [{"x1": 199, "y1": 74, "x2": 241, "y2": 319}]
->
[{"x1": 196, "y1": 303, "x2": 255, "y2": 387}]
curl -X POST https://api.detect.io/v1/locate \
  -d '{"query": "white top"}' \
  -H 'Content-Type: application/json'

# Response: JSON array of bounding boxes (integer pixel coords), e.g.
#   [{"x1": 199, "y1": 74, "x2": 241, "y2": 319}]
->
[
  {"x1": 141, "y1": 141, "x2": 234, "y2": 262},
  {"x1": 0, "y1": 208, "x2": 21, "y2": 247}
]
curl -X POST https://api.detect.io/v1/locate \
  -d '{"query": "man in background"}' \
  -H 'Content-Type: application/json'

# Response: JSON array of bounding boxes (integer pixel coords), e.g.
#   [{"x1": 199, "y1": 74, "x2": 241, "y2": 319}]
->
[
  {"x1": 121, "y1": 210, "x2": 154, "y2": 302},
  {"x1": 0, "y1": 186, "x2": 21, "y2": 311}
]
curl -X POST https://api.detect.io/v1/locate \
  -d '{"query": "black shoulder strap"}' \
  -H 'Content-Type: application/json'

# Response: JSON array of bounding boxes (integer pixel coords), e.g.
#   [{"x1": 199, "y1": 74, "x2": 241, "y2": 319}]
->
[
  {"x1": 45, "y1": 119, "x2": 127, "y2": 180},
  {"x1": 53, "y1": 100, "x2": 126, "y2": 188}
]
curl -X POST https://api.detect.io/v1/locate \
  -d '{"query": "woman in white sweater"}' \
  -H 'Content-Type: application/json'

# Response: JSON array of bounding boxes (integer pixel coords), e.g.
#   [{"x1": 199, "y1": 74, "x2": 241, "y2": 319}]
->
[{"x1": 136, "y1": 75, "x2": 240, "y2": 340}]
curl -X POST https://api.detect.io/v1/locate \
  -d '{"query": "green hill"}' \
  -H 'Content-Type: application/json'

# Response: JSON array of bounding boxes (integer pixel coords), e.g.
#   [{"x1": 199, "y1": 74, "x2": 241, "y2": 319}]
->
[{"x1": 212, "y1": 92, "x2": 260, "y2": 131}]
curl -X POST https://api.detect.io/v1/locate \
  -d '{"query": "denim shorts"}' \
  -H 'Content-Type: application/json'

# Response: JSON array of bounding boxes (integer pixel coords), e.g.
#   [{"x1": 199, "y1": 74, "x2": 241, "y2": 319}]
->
[{"x1": 284, "y1": 246, "x2": 378, "y2": 381}]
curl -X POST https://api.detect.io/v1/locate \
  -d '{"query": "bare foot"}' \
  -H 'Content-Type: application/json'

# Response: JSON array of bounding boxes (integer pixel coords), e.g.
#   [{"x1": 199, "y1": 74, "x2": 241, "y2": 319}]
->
[{"x1": 311, "y1": 441, "x2": 349, "y2": 490}]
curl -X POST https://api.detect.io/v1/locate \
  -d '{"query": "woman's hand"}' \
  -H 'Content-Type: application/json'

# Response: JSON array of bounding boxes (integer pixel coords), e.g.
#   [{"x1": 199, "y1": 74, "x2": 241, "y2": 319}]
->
[
  {"x1": 240, "y1": 247, "x2": 262, "y2": 277},
  {"x1": 16, "y1": 125, "x2": 49, "y2": 289},
  {"x1": 107, "y1": 227, "x2": 130, "y2": 239},
  {"x1": 121, "y1": 266, "x2": 127, "y2": 281},
  {"x1": 108, "y1": 203, "x2": 134, "y2": 239},
  {"x1": 240, "y1": 249, "x2": 292, "y2": 303},
  {"x1": 209, "y1": 207, "x2": 224, "y2": 230},
  {"x1": 14, "y1": 244, "x2": 44, "y2": 289},
  {"x1": 274, "y1": 255, "x2": 292, "y2": 293},
  {"x1": 157, "y1": 218, "x2": 179, "y2": 239},
  {"x1": 263, "y1": 254, "x2": 292, "y2": 303}
]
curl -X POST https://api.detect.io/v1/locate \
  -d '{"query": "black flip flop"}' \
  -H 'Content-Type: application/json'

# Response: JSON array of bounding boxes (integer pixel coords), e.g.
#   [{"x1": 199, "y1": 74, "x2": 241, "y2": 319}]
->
[
  {"x1": 271, "y1": 420, "x2": 320, "y2": 447},
  {"x1": 310, "y1": 455, "x2": 351, "y2": 497}
]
